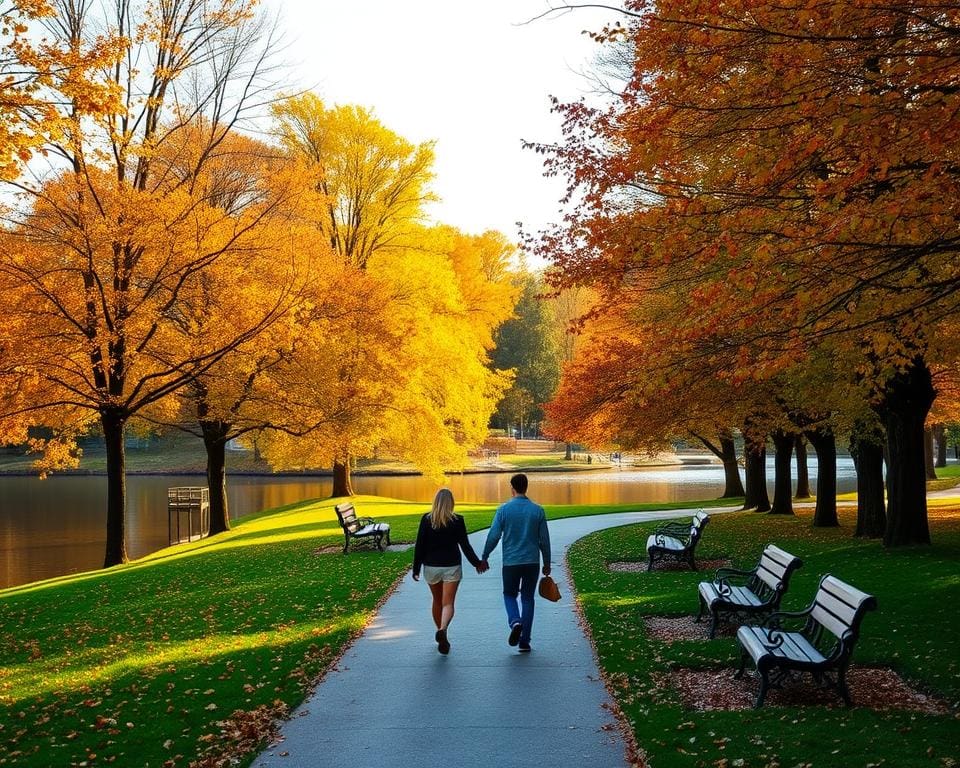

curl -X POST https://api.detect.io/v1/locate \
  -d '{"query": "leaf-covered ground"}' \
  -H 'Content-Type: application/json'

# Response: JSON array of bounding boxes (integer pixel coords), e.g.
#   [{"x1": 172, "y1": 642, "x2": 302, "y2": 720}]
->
[
  {"x1": 0, "y1": 496, "x2": 427, "y2": 767},
  {"x1": 0, "y1": 494, "x2": 742, "y2": 767},
  {"x1": 568, "y1": 507, "x2": 960, "y2": 768}
]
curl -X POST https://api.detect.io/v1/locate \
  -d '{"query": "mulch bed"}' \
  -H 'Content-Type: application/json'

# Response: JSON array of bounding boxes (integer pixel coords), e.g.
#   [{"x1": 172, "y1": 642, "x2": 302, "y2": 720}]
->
[
  {"x1": 609, "y1": 559, "x2": 730, "y2": 573},
  {"x1": 670, "y1": 666, "x2": 953, "y2": 713},
  {"x1": 644, "y1": 614, "x2": 736, "y2": 641}
]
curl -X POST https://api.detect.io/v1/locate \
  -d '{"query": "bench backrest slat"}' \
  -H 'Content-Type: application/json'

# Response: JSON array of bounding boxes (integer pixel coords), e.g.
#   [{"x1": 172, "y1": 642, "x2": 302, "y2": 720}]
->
[
  {"x1": 810, "y1": 575, "x2": 876, "y2": 641},
  {"x1": 756, "y1": 545, "x2": 801, "y2": 591},
  {"x1": 335, "y1": 502, "x2": 360, "y2": 533},
  {"x1": 689, "y1": 512, "x2": 709, "y2": 541}
]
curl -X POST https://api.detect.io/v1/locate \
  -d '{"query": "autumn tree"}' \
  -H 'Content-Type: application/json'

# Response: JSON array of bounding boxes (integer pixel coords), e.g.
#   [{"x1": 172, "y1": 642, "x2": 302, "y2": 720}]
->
[
  {"x1": 536, "y1": 0, "x2": 960, "y2": 546},
  {"x1": 0, "y1": 0, "x2": 289, "y2": 566},
  {"x1": 0, "y1": 0, "x2": 124, "y2": 179},
  {"x1": 491, "y1": 270, "x2": 561, "y2": 438},
  {"x1": 544, "y1": 296, "x2": 752, "y2": 498},
  {"x1": 544, "y1": 277, "x2": 596, "y2": 459},
  {"x1": 272, "y1": 94, "x2": 446, "y2": 495},
  {"x1": 256, "y1": 225, "x2": 515, "y2": 490}
]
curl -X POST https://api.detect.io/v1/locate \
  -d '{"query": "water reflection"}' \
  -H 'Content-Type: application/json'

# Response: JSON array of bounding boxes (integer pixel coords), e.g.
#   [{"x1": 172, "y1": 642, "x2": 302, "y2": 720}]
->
[{"x1": 0, "y1": 457, "x2": 857, "y2": 589}]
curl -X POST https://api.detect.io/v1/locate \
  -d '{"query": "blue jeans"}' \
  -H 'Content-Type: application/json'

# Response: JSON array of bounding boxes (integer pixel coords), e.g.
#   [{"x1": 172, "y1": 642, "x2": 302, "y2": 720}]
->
[{"x1": 502, "y1": 563, "x2": 539, "y2": 644}]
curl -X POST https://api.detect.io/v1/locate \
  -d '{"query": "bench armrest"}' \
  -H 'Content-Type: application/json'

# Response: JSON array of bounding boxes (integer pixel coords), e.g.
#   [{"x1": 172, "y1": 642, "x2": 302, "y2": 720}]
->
[
  {"x1": 355, "y1": 517, "x2": 378, "y2": 527},
  {"x1": 754, "y1": 608, "x2": 811, "y2": 649},
  {"x1": 713, "y1": 567, "x2": 752, "y2": 596}
]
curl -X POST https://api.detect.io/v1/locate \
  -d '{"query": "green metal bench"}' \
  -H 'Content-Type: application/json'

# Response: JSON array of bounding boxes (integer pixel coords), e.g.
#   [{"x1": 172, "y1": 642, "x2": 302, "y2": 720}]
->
[
  {"x1": 696, "y1": 543, "x2": 803, "y2": 638},
  {"x1": 334, "y1": 502, "x2": 391, "y2": 553},
  {"x1": 646, "y1": 510, "x2": 709, "y2": 570},
  {"x1": 734, "y1": 574, "x2": 877, "y2": 707}
]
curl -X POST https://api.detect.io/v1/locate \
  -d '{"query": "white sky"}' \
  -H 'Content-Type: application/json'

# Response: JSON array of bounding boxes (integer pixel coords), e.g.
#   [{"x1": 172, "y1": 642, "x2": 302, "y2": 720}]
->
[{"x1": 264, "y1": 0, "x2": 618, "y2": 245}]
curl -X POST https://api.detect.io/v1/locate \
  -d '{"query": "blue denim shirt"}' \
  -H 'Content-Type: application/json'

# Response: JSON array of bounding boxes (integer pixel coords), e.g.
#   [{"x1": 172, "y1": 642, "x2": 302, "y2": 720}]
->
[{"x1": 482, "y1": 495, "x2": 551, "y2": 567}]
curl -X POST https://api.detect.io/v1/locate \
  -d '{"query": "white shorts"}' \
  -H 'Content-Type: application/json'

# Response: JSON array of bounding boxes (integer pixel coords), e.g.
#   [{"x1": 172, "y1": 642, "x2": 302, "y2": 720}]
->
[{"x1": 423, "y1": 564, "x2": 463, "y2": 584}]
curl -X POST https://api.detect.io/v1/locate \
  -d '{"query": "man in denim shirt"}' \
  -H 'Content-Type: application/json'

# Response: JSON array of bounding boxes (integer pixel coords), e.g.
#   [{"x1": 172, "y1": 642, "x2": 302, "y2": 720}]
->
[{"x1": 480, "y1": 474, "x2": 552, "y2": 652}]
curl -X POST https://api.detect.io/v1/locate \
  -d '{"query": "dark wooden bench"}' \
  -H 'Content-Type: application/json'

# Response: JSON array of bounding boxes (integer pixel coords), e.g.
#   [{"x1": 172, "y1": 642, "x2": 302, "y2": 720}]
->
[
  {"x1": 334, "y1": 502, "x2": 391, "y2": 553},
  {"x1": 646, "y1": 510, "x2": 709, "y2": 570},
  {"x1": 696, "y1": 544, "x2": 803, "y2": 638},
  {"x1": 734, "y1": 574, "x2": 877, "y2": 707}
]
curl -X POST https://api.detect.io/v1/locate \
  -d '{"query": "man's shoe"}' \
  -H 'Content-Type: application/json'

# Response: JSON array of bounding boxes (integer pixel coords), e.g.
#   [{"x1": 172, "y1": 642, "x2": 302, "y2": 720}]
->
[
  {"x1": 436, "y1": 629, "x2": 450, "y2": 655},
  {"x1": 508, "y1": 622, "x2": 522, "y2": 646},
  {"x1": 518, "y1": 642, "x2": 531, "y2": 653}
]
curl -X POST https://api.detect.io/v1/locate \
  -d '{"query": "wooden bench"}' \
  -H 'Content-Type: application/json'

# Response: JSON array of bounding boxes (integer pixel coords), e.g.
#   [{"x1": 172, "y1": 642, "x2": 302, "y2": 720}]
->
[
  {"x1": 734, "y1": 574, "x2": 877, "y2": 707},
  {"x1": 696, "y1": 544, "x2": 803, "y2": 638},
  {"x1": 646, "y1": 510, "x2": 709, "y2": 571},
  {"x1": 334, "y1": 502, "x2": 391, "y2": 553}
]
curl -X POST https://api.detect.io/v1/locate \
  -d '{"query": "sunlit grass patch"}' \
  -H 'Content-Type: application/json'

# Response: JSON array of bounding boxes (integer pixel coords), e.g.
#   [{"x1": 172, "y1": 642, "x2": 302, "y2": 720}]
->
[{"x1": 0, "y1": 495, "x2": 432, "y2": 767}]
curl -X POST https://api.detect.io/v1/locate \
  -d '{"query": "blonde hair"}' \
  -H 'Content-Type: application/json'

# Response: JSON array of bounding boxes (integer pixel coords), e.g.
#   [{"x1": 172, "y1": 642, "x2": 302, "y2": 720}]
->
[{"x1": 429, "y1": 488, "x2": 456, "y2": 529}]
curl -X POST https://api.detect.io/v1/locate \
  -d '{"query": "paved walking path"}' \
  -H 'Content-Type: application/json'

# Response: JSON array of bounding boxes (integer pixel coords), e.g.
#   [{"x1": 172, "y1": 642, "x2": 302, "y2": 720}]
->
[{"x1": 253, "y1": 506, "x2": 728, "y2": 768}]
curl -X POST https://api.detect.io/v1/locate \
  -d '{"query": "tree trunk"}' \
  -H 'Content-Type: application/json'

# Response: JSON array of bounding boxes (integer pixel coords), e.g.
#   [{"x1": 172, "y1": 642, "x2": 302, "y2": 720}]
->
[
  {"x1": 332, "y1": 457, "x2": 354, "y2": 497},
  {"x1": 743, "y1": 431, "x2": 770, "y2": 512},
  {"x1": 933, "y1": 424, "x2": 947, "y2": 468},
  {"x1": 692, "y1": 429, "x2": 744, "y2": 498},
  {"x1": 564, "y1": 442, "x2": 572, "y2": 461},
  {"x1": 719, "y1": 432, "x2": 745, "y2": 498},
  {"x1": 101, "y1": 408, "x2": 129, "y2": 567},
  {"x1": 851, "y1": 425, "x2": 886, "y2": 538},
  {"x1": 769, "y1": 429, "x2": 795, "y2": 516},
  {"x1": 201, "y1": 420, "x2": 231, "y2": 535},
  {"x1": 806, "y1": 427, "x2": 838, "y2": 527},
  {"x1": 874, "y1": 356, "x2": 935, "y2": 546},
  {"x1": 924, "y1": 427, "x2": 937, "y2": 480},
  {"x1": 794, "y1": 434, "x2": 812, "y2": 499}
]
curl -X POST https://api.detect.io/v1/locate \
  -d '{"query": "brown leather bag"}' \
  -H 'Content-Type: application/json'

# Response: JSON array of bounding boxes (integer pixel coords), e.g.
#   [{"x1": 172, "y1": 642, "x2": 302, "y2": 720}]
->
[{"x1": 538, "y1": 575, "x2": 561, "y2": 602}]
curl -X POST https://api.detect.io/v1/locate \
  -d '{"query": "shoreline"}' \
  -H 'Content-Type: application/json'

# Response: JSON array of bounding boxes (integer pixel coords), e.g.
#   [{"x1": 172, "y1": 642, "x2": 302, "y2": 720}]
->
[{"x1": 0, "y1": 458, "x2": 714, "y2": 478}]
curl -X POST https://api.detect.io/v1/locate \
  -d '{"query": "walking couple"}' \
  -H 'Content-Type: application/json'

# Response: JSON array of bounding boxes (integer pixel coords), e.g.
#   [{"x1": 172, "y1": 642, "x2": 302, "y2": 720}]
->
[{"x1": 411, "y1": 473, "x2": 552, "y2": 655}]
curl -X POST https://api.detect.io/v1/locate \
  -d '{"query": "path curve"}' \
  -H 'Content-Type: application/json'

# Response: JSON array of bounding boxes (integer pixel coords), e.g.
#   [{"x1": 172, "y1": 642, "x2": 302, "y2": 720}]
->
[{"x1": 252, "y1": 506, "x2": 730, "y2": 768}]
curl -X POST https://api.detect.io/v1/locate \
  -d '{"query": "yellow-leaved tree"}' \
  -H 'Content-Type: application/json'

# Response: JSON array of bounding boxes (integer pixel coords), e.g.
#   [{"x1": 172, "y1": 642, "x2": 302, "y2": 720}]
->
[{"x1": 271, "y1": 95, "x2": 517, "y2": 495}]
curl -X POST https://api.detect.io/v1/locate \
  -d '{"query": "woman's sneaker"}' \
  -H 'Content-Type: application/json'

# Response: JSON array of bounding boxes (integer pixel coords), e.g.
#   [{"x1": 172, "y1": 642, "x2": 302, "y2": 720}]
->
[{"x1": 436, "y1": 629, "x2": 450, "y2": 655}]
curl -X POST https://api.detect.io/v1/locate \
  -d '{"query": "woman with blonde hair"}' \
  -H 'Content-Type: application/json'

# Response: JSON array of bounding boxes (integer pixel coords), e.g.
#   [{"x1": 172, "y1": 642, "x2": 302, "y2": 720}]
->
[{"x1": 412, "y1": 488, "x2": 488, "y2": 654}]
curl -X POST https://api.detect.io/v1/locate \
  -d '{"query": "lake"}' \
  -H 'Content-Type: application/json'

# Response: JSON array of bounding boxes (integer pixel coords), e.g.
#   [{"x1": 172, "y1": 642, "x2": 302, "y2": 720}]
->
[{"x1": 0, "y1": 457, "x2": 857, "y2": 589}]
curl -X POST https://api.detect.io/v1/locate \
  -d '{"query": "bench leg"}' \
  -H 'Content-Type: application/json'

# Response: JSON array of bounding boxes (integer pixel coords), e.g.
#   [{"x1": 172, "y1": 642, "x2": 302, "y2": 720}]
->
[
  {"x1": 647, "y1": 551, "x2": 655, "y2": 572},
  {"x1": 708, "y1": 609, "x2": 720, "y2": 640},
  {"x1": 837, "y1": 667, "x2": 852, "y2": 706},
  {"x1": 375, "y1": 533, "x2": 385, "y2": 552},
  {"x1": 734, "y1": 646, "x2": 748, "y2": 680},
  {"x1": 754, "y1": 672, "x2": 770, "y2": 708},
  {"x1": 694, "y1": 594, "x2": 705, "y2": 623},
  {"x1": 343, "y1": 535, "x2": 350, "y2": 554}
]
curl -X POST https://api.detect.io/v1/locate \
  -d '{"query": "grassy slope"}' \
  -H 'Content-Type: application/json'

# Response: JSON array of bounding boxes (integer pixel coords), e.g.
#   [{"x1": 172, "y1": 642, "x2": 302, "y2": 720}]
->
[
  {"x1": 0, "y1": 495, "x2": 741, "y2": 767},
  {"x1": 567, "y1": 506, "x2": 960, "y2": 768}
]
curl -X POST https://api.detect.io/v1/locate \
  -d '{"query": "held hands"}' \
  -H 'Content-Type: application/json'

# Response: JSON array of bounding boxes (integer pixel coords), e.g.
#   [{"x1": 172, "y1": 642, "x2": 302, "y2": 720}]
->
[{"x1": 476, "y1": 559, "x2": 490, "y2": 575}]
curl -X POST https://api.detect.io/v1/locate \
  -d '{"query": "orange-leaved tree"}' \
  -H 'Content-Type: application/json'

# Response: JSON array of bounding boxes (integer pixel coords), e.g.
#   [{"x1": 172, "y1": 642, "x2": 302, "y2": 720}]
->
[
  {"x1": 536, "y1": 0, "x2": 960, "y2": 545},
  {"x1": 0, "y1": 0, "x2": 291, "y2": 567}
]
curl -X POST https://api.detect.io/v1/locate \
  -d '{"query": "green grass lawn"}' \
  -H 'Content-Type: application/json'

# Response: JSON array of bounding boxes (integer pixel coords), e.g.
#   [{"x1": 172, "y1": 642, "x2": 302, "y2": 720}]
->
[
  {"x1": 567, "y1": 506, "x2": 960, "y2": 768},
  {"x1": 0, "y1": 494, "x2": 741, "y2": 767}
]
